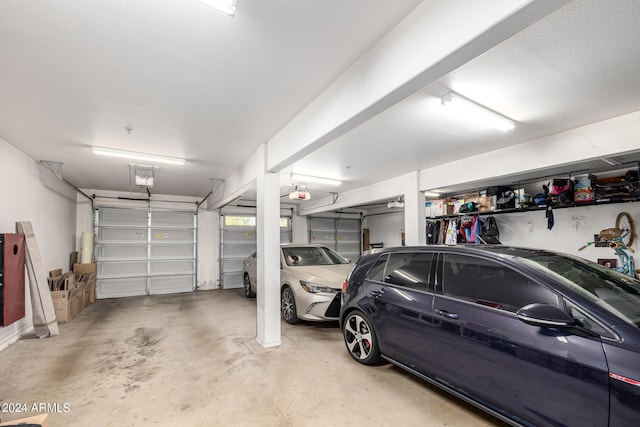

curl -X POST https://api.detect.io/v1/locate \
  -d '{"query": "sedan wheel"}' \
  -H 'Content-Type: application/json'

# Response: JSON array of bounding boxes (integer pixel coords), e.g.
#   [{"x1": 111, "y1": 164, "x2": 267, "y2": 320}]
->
[
  {"x1": 281, "y1": 286, "x2": 300, "y2": 324},
  {"x1": 343, "y1": 310, "x2": 380, "y2": 365},
  {"x1": 243, "y1": 273, "x2": 256, "y2": 298}
]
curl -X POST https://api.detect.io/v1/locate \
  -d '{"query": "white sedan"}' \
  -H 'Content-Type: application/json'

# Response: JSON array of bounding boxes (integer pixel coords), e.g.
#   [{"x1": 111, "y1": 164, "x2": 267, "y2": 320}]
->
[{"x1": 242, "y1": 244, "x2": 353, "y2": 324}]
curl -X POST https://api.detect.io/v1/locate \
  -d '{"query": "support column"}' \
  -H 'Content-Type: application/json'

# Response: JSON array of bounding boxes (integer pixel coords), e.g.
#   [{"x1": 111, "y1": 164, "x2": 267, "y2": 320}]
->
[
  {"x1": 403, "y1": 172, "x2": 426, "y2": 246},
  {"x1": 256, "y1": 143, "x2": 281, "y2": 348}
]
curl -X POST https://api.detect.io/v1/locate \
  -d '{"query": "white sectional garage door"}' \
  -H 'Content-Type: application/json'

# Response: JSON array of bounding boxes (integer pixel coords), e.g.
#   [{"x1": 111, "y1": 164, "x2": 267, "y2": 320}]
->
[
  {"x1": 309, "y1": 216, "x2": 361, "y2": 262},
  {"x1": 95, "y1": 206, "x2": 196, "y2": 298},
  {"x1": 220, "y1": 209, "x2": 292, "y2": 289}
]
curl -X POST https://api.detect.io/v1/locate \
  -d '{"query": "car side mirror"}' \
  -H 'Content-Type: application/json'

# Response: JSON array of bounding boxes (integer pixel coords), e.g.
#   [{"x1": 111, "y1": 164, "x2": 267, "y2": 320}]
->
[{"x1": 516, "y1": 303, "x2": 576, "y2": 328}]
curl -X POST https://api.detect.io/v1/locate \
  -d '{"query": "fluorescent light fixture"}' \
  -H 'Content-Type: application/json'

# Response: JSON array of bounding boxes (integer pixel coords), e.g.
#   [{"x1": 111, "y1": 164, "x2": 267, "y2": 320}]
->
[
  {"x1": 195, "y1": 0, "x2": 238, "y2": 16},
  {"x1": 92, "y1": 146, "x2": 185, "y2": 166},
  {"x1": 290, "y1": 173, "x2": 341, "y2": 186},
  {"x1": 441, "y1": 92, "x2": 515, "y2": 132}
]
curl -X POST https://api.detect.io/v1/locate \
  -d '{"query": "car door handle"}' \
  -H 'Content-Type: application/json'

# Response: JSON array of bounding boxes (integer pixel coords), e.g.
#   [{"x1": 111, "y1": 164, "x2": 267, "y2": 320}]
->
[
  {"x1": 435, "y1": 309, "x2": 459, "y2": 320},
  {"x1": 370, "y1": 288, "x2": 386, "y2": 299}
]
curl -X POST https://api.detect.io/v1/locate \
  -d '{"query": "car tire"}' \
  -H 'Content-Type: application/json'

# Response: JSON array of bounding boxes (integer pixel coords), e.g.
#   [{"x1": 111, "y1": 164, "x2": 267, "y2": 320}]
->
[
  {"x1": 243, "y1": 273, "x2": 256, "y2": 298},
  {"x1": 281, "y1": 286, "x2": 300, "y2": 324},
  {"x1": 342, "y1": 310, "x2": 381, "y2": 365}
]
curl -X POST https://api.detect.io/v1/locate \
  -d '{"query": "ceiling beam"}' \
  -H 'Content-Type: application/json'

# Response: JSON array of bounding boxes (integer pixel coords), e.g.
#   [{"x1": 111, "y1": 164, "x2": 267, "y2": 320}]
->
[{"x1": 266, "y1": 0, "x2": 569, "y2": 173}]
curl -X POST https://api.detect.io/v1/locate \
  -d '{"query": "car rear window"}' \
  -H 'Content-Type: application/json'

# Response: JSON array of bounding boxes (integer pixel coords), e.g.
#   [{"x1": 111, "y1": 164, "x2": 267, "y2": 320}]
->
[{"x1": 367, "y1": 252, "x2": 433, "y2": 291}]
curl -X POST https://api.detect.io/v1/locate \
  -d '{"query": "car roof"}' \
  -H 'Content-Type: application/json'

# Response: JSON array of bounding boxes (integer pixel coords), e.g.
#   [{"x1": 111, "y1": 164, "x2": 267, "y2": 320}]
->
[
  {"x1": 368, "y1": 245, "x2": 561, "y2": 261},
  {"x1": 280, "y1": 243, "x2": 331, "y2": 248}
]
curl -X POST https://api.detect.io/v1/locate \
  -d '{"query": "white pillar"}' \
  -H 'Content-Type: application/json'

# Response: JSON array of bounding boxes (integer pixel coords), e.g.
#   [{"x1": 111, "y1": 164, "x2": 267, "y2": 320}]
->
[
  {"x1": 256, "y1": 143, "x2": 282, "y2": 348},
  {"x1": 403, "y1": 172, "x2": 426, "y2": 246}
]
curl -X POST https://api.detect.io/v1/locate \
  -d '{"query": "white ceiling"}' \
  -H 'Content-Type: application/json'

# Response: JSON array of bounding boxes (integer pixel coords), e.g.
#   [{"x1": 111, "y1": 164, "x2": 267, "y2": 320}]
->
[{"x1": 2, "y1": 0, "x2": 640, "y2": 205}]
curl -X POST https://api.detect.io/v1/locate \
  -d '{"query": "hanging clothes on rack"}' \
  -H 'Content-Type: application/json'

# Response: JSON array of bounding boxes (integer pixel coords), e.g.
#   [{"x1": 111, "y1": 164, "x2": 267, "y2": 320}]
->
[
  {"x1": 427, "y1": 220, "x2": 440, "y2": 244},
  {"x1": 445, "y1": 218, "x2": 458, "y2": 245},
  {"x1": 438, "y1": 219, "x2": 447, "y2": 244},
  {"x1": 471, "y1": 215, "x2": 481, "y2": 244}
]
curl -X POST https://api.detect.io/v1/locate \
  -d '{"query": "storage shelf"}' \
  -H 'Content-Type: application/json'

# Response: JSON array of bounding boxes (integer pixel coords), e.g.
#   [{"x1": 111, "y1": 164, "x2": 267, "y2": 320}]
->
[{"x1": 428, "y1": 197, "x2": 640, "y2": 220}]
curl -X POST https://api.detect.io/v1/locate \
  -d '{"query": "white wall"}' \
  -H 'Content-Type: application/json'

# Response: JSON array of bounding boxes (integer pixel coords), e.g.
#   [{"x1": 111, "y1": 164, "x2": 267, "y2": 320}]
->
[
  {"x1": 365, "y1": 211, "x2": 405, "y2": 249},
  {"x1": 1, "y1": 138, "x2": 77, "y2": 350},
  {"x1": 197, "y1": 209, "x2": 218, "y2": 290},
  {"x1": 291, "y1": 211, "x2": 309, "y2": 243},
  {"x1": 497, "y1": 202, "x2": 640, "y2": 264}
]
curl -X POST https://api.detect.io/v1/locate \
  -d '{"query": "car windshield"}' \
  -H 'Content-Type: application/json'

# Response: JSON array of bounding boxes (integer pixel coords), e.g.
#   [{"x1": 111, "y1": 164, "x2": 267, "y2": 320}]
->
[
  {"x1": 521, "y1": 254, "x2": 640, "y2": 326},
  {"x1": 282, "y1": 246, "x2": 349, "y2": 266}
]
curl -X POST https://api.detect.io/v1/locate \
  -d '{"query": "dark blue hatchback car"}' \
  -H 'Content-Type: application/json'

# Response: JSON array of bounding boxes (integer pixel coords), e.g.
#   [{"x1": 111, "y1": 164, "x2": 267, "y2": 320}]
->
[{"x1": 340, "y1": 245, "x2": 640, "y2": 427}]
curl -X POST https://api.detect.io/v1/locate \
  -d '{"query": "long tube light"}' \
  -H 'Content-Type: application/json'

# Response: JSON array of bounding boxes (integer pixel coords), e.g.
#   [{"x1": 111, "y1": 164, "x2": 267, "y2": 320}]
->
[
  {"x1": 92, "y1": 146, "x2": 186, "y2": 166},
  {"x1": 290, "y1": 173, "x2": 342, "y2": 186},
  {"x1": 195, "y1": 0, "x2": 238, "y2": 16},
  {"x1": 441, "y1": 92, "x2": 516, "y2": 132}
]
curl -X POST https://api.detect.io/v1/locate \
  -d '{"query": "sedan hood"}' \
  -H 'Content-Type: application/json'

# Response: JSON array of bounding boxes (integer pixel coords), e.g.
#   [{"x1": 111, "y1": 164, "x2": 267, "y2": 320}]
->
[{"x1": 288, "y1": 264, "x2": 352, "y2": 289}]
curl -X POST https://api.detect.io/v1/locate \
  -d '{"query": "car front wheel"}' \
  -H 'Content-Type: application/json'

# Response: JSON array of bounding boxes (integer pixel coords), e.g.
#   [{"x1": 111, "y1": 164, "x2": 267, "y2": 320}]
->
[
  {"x1": 281, "y1": 286, "x2": 300, "y2": 324},
  {"x1": 243, "y1": 273, "x2": 256, "y2": 298},
  {"x1": 343, "y1": 310, "x2": 381, "y2": 365}
]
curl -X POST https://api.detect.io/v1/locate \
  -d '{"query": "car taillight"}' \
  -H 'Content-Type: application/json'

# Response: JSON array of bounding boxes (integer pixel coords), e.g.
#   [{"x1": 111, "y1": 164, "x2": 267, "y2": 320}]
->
[{"x1": 342, "y1": 279, "x2": 348, "y2": 293}]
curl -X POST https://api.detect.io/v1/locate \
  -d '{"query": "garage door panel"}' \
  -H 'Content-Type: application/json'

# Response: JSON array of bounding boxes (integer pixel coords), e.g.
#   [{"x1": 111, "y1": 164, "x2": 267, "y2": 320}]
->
[
  {"x1": 151, "y1": 228, "x2": 193, "y2": 242},
  {"x1": 99, "y1": 208, "x2": 147, "y2": 226},
  {"x1": 151, "y1": 244, "x2": 193, "y2": 258},
  {"x1": 151, "y1": 211, "x2": 194, "y2": 227},
  {"x1": 223, "y1": 228, "x2": 257, "y2": 242},
  {"x1": 98, "y1": 227, "x2": 148, "y2": 242},
  {"x1": 98, "y1": 277, "x2": 147, "y2": 298},
  {"x1": 99, "y1": 260, "x2": 147, "y2": 276},
  {"x1": 150, "y1": 259, "x2": 193, "y2": 274},
  {"x1": 149, "y1": 275, "x2": 193, "y2": 294},
  {"x1": 96, "y1": 244, "x2": 147, "y2": 259}
]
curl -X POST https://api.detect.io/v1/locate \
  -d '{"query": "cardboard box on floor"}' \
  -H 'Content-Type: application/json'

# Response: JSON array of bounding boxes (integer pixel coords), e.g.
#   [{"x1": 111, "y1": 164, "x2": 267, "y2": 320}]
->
[
  {"x1": 0, "y1": 413, "x2": 48, "y2": 426},
  {"x1": 49, "y1": 269, "x2": 89, "y2": 323},
  {"x1": 73, "y1": 263, "x2": 96, "y2": 304}
]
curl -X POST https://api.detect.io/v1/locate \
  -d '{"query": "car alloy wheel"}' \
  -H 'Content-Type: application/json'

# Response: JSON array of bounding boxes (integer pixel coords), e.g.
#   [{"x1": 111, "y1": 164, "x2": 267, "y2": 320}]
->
[
  {"x1": 243, "y1": 273, "x2": 256, "y2": 298},
  {"x1": 343, "y1": 310, "x2": 380, "y2": 365},
  {"x1": 281, "y1": 286, "x2": 300, "y2": 324}
]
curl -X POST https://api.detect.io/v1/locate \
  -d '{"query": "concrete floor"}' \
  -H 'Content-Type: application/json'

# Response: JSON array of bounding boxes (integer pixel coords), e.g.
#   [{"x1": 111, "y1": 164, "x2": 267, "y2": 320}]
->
[{"x1": 0, "y1": 289, "x2": 505, "y2": 426}]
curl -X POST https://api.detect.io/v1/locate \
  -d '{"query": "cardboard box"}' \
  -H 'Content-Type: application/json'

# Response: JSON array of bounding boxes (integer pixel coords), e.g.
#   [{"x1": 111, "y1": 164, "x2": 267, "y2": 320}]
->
[
  {"x1": 73, "y1": 263, "x2": 96, "y2": 303},
  {"x1": 71, "y1": 283, "x2": 86, "y2": 317},
  {"x1": 50, "y1": 271, "x2": 78, "y2": 323},
  {"x1": 49, "y1": 268, "x2": 63, "y2": 277},
  {"x1": 478, "y1": 196, "x2": 492, "y2": 212},
  {"x1": 0, "y1": 413, "x2": 48, "y2": 426},
  {"x1": 51, "y1": 291, "x2": 71, "y2": 322},
  {"x1": 463, "y1": 192, "x2": 479, "y2": 203}
]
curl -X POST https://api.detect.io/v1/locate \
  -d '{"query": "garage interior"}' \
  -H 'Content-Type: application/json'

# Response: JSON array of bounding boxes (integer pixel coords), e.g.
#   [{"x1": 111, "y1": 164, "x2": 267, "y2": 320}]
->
[{"x1": 1, "y1": 0, "x2": 640, "y2": 425}]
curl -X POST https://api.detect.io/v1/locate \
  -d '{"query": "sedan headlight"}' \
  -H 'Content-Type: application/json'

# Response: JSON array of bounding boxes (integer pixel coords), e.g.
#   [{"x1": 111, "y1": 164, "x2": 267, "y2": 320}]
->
[{"x1": 300, "y1": 280, "x2": 339, "y2": 294}]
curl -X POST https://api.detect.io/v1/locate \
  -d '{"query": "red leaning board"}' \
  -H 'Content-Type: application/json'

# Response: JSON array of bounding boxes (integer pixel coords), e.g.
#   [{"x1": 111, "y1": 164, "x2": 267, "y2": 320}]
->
[{"x1": 1, "y1": 233, "x2": 26, "y2": 327}]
